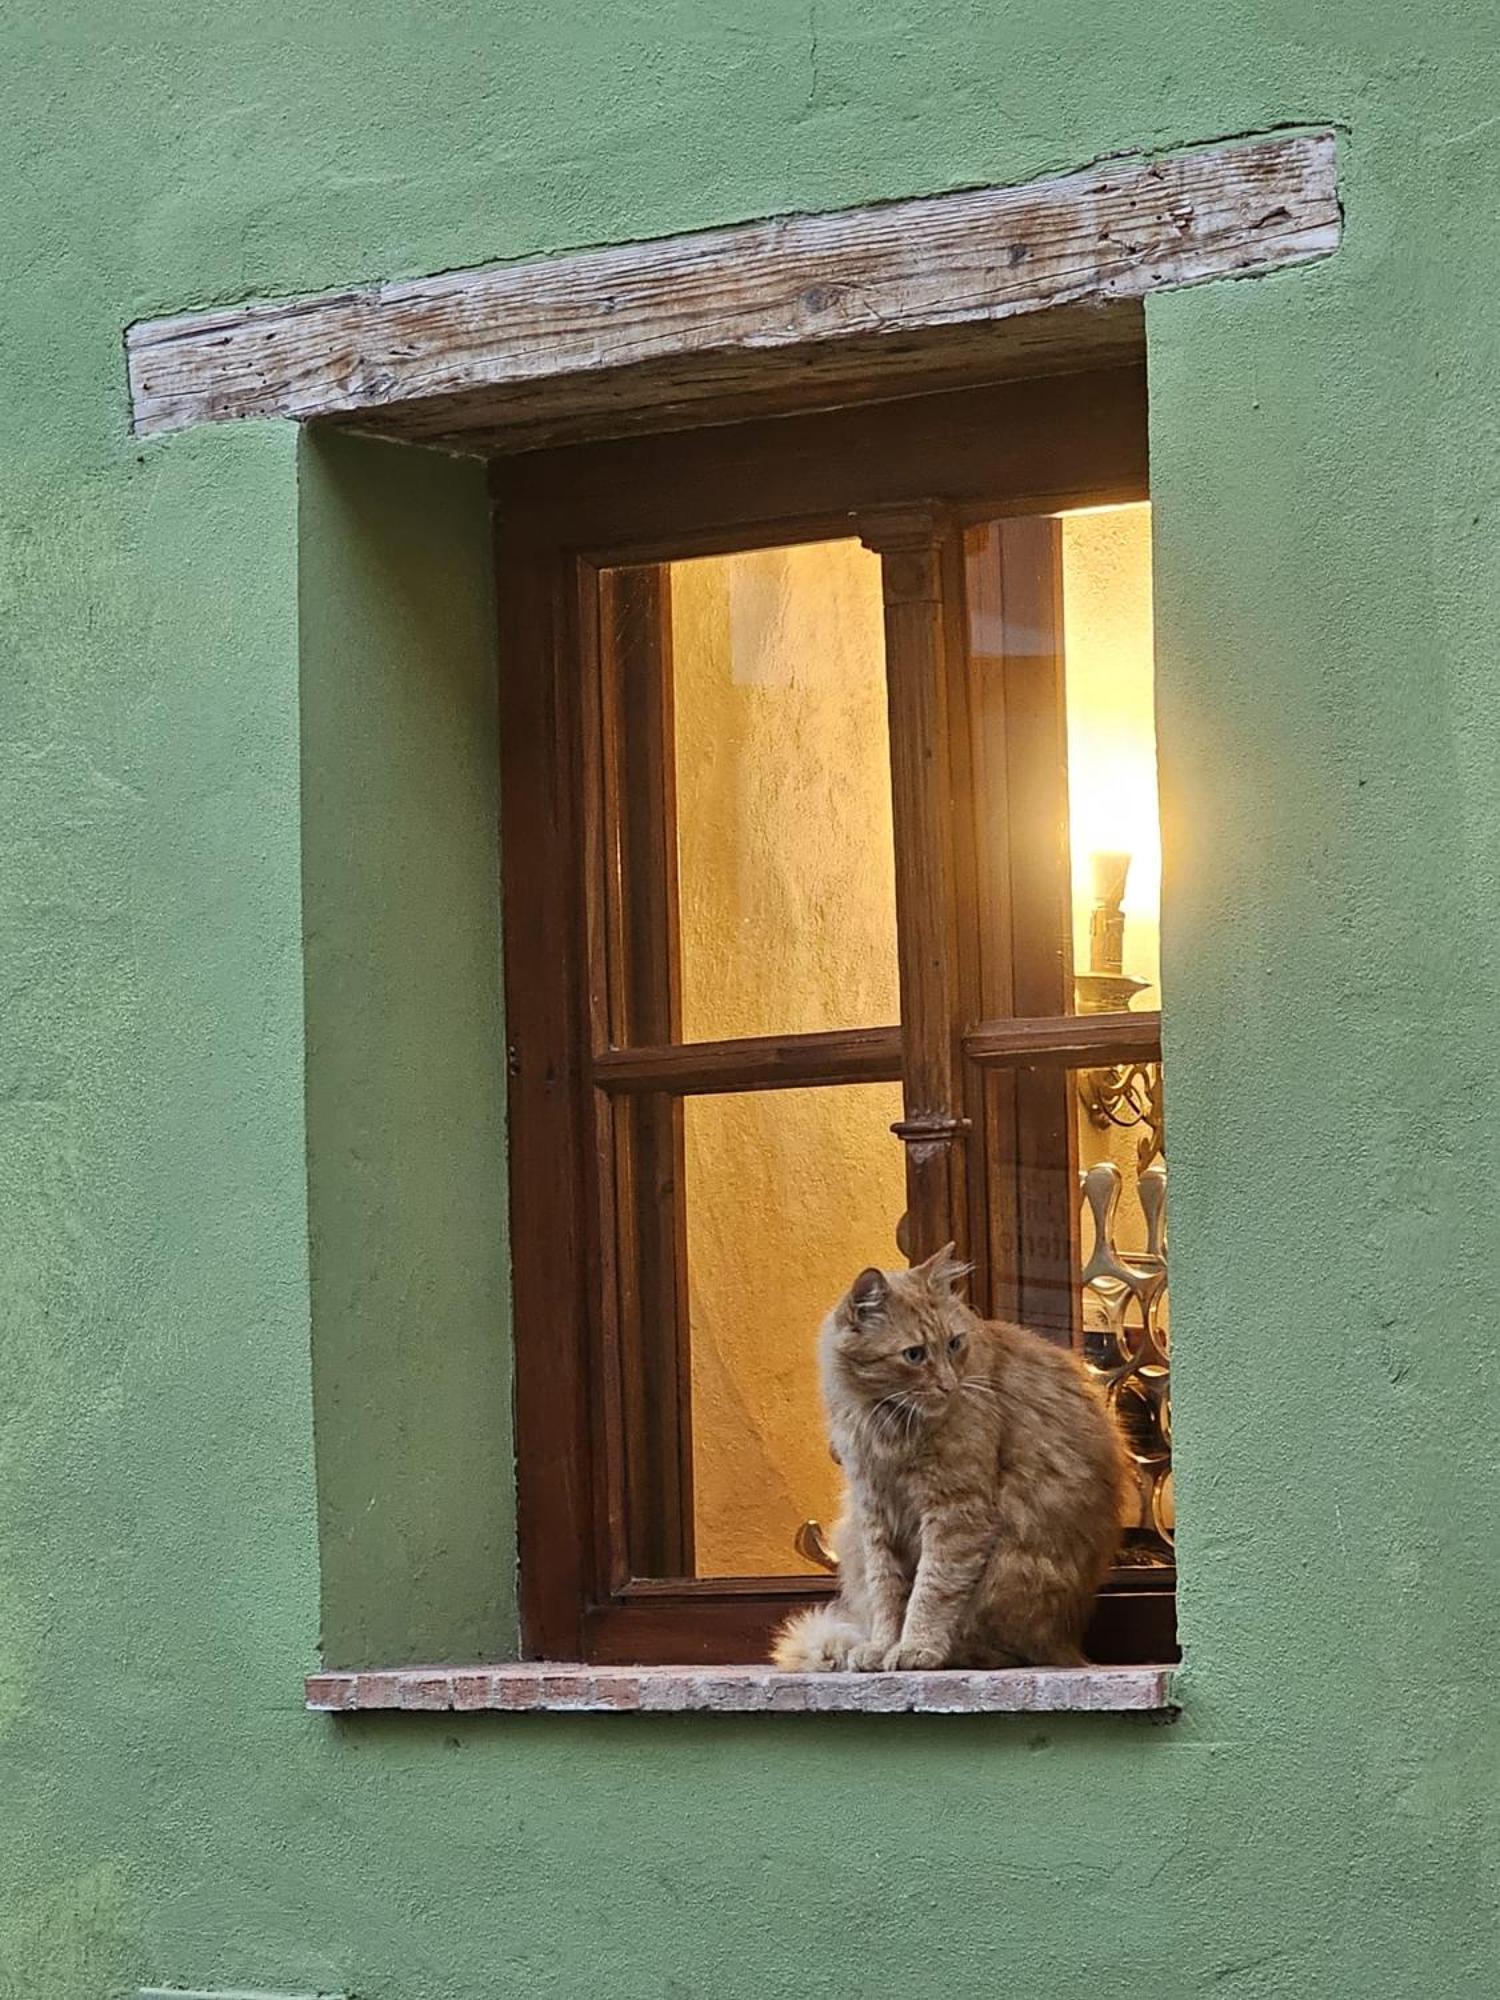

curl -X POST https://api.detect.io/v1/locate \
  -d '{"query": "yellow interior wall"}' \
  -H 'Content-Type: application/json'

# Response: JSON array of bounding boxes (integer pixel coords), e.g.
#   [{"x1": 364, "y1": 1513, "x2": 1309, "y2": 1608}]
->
[
  {"x1": 668, "y1": 519, "x2": 1162, "y2": 1574},
  {"x1": 670, "y1": 542, "x2": 903, "y2": 1576},
  {"x1": 682, "y1": 1085, "x2": 906, "y2": 1576},
  {"x1": 671, "y1": 540, "x2": 899, "y2": 1041}
]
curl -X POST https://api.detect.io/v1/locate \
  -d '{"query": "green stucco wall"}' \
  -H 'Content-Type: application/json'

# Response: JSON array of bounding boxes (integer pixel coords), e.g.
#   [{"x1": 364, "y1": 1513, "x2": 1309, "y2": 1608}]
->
[
  {"x1": 299, "y1": 430, "x2": 514, "y2": 1669},
  {"x1": 2, "y1": 5, "x2": 1497, "y2": 1996}
]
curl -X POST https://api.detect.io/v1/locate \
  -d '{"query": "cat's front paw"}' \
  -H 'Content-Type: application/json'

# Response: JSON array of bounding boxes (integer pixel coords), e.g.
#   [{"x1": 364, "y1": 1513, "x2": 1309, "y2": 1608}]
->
[
  {"x1": 882, "y1": 1642, "x2": 947, "y2": 1672},
  {"x1": 847, "y1": 1642, "x2": 891, "y2": 1672}
]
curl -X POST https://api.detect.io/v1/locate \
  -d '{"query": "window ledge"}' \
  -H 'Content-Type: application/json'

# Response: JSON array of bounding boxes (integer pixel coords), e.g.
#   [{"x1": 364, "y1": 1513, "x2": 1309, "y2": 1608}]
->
[{"x1": 306, "y1": 1662, "x2": 1175, "y2": 1716}]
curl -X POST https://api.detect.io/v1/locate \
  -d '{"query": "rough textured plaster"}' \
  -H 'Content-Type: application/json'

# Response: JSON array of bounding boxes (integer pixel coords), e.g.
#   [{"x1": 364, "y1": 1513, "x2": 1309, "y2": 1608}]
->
[
  {"x1": 1, "y1": 3, "x2": 1498, "y2": 1997},
  {"x1": 298, "y1": 430, "x2": 513, "y2": 1668}
]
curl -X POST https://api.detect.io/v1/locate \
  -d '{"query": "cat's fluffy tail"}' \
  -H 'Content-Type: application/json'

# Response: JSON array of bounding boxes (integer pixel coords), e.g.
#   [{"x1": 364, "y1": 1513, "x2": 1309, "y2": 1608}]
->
[{"x1": 771, "y1": 1603, "x2": 861, "y2": 1672}]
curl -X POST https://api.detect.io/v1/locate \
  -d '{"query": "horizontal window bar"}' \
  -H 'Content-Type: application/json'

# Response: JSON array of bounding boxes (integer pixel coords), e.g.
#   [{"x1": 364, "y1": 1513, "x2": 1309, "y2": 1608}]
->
[
  {"x1": 617, "y1": 1567, "x2": 1171, "y2": 1602},
  {"x1": 963, "y1": 1011, "x2": 1162, "y2": 1068},
  {"x1": 592, "y1": 1014, "x2": 1162, "y2": 1092},
  {"x1": 592, "y1": 1025, "x2": 903, "y2": 1095},
  {"x1": 582, "y1": 1572, "x2": 1174, "y2": 1668},
  {"x1": 620, "y1": 1575, "x2": 830, "y2": 1600}
]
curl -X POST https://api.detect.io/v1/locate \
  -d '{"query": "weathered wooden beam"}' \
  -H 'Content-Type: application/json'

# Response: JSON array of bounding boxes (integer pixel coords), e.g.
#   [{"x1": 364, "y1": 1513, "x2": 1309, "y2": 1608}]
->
[{"x1": 126, "y1": 130, "x2": 1337, "y2": 447}]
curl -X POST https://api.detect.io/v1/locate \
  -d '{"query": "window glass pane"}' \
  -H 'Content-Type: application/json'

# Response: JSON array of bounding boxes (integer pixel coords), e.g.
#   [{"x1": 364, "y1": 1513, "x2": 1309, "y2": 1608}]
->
[
  {"x1": 668, "y1": 539, "x2": 900, "y2": 1041},
  {"x1": 1061, "y1": 504, "x2": 1161, "y2": 1013},
  {"x1": 681, "y1": 1081, "x2": 906, "y2": 1579},
  {"x1": 964, "y1": 502, "x2": 1159, "y2": 1019}
]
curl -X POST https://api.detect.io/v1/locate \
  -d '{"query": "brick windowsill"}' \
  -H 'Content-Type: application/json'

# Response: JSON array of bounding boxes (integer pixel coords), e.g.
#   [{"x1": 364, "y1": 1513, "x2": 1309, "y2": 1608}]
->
[{"x1": 306, "y1": 1662, "x2": 1175, "y2": 1716}]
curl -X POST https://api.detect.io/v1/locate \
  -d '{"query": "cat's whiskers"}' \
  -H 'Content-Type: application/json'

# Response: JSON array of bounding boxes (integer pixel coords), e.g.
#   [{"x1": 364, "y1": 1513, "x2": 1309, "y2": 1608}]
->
[
  {"x1": 850, "y1": 1389, "x2": 927, "y2": 1456},
  {"x1": 872, "y1": 1392, "x2": 907, "y2": 1434},
  {"x1": 857, "y1": 1392, "x2": 909, "y2": 1453},
  {"x1": 890, "y1": 1392, "x2": 925, "y2": 1443},
  {"x1": 959, "y1": 1383, "x2": 1003, "y2": 1420}
]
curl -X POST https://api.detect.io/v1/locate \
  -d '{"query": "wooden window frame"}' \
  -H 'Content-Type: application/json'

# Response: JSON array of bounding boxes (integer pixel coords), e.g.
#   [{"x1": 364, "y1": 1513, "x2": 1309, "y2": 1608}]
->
[{"x1": 496, "y1": 367, "x2": 1173, "y2": 1667}]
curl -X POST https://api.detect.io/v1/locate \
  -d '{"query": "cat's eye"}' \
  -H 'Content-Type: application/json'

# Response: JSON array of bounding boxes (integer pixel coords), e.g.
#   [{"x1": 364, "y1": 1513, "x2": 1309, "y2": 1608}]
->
[
  {"x1": 902, "y1": 1345, "x2": 925, "y2": 1364},
  {"x1": 948, "y1": 1334, "x2": 964, "y2": 1353}
]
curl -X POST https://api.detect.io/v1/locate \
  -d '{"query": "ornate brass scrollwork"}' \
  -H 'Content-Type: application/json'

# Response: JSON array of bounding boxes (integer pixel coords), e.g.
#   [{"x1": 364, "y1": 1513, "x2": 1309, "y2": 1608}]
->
[
  {"x1": 1080, "y1": 1157, "x2": 1173, "y2": 1562},
  {"x1": 1079, "y1": 1057, "x2": 1165, "y2": 1174}
]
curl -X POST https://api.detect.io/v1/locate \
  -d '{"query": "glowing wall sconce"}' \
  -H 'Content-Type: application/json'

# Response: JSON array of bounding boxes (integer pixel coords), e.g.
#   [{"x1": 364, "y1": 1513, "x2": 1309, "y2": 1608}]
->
[
  {"x1": 1075, "y1": 848, "x2": 1164, "y2": 1170},
  {"x1": 1074, "y1": 849, "x2": 1150, "y2": 1015}
]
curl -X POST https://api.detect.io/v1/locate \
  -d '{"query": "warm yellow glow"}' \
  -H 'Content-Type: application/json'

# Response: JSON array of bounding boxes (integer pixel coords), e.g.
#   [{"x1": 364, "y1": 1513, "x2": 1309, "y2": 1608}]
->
[
  {"x1": 682, "y1": 1084, "x2": 906, "y2": 1578},
  {"x1": 670, "y1": 539, "x2": 899, "y2": 1042},
  {"x1": 1061, "y1": 503, "x2": 1160, "y2": 1000},
  {"x1": 1066, "y1": 501, "x2": 1166, "y2": 1540},
  {"x1": 655, "y1": 517, "x2": 1162, "y2": 1574},
  {"x1": 669, "y1": 541, "x2": 903, "y2": 1577}
]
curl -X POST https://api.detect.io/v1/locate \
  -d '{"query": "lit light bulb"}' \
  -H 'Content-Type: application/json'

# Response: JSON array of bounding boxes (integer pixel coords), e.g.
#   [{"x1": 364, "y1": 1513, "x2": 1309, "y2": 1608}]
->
[
  {"x1": 1070, "y1": 779, "x2": 1161, "y2": 929},
  {"x1": 1088, "y1": 850, "x2": 1132, "y2": 977}
]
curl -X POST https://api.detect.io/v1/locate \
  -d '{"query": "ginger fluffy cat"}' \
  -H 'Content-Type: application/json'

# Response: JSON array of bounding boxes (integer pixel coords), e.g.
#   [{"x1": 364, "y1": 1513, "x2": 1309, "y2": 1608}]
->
[{"x1": 774, "y1": 1246, "x2": 1125, "y2": 1671}]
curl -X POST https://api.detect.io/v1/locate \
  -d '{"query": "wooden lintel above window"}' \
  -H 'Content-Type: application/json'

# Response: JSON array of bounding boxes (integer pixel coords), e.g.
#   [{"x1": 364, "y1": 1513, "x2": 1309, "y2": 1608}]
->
[{"x1": 126, "y1": 130, "x2": 1337, "y2": 454}]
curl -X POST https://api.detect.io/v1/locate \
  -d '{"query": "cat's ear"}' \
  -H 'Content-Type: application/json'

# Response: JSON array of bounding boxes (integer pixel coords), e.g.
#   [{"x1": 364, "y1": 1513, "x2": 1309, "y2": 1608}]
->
[
  {"x1": 914, "y1": 1241, "x2": 969, "y2": 1295},
  {"x1": 848, "y1": 1267, "x2": 889, "y2": 1323}
]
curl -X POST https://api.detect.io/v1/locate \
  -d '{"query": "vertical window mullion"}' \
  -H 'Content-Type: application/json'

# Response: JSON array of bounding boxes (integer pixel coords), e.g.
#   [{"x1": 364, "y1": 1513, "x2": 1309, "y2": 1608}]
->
[
  {"x1": 593, "y1": 566, "x2": 694, "y2": 1581},
  {"x1": 861, "y1": 506, "x2": 972, "y2": 1266},
  {"x1": 962, "y1": 517, "x2": 1081, "y2": 1343}
]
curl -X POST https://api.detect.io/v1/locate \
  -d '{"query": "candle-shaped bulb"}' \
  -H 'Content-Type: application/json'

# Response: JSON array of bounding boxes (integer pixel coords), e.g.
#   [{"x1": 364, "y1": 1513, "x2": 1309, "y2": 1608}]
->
[{"x1": 1088, "y1": 849, "x2": 1132, "y2": 976}]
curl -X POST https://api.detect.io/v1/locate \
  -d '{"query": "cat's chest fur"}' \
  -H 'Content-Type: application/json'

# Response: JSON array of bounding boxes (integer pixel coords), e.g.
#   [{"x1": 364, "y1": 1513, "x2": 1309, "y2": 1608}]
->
[{"x1": 849, "y1": 1440, "x2": 981, "y2": 1569}]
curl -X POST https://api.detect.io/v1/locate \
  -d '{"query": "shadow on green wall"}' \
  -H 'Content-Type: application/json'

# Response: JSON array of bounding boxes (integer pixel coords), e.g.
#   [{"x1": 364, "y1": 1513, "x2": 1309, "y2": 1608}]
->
[{"x1": 297, "y1": 429, "x2": 515, "y2": 1666}]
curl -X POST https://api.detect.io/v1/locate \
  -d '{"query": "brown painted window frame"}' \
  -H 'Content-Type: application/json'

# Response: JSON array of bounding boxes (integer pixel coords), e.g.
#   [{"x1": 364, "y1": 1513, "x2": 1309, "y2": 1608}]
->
[{"x1": 495, "y1": 365, "x2": 1174, "y2": 1667}]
